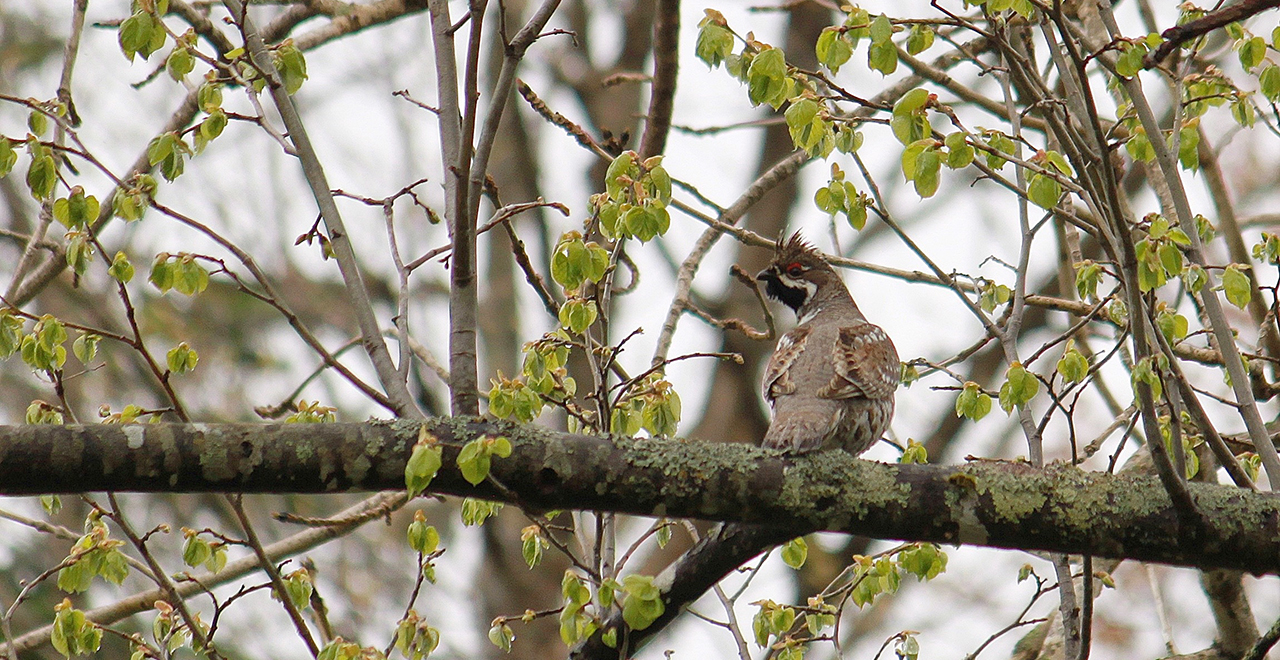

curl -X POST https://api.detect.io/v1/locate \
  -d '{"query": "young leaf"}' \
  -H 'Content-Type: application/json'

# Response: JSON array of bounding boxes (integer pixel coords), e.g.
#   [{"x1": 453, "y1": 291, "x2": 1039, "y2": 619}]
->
[
  {"x1": 1222, "y1": 264, "x2": 1252, "y2": 309},
  {"x1": 1056, "y1": 343, "x2": 1089, "y2": 384},
  {"x1": 1027, "y1": 173, "x2": 1061, "y2": 209},
  {"x1": 781, "y1": 537, "x2": 808, "y2": 569},
  {"x1": 954, "y1": 382, "x2": 992, "y2": 421},
  {"x1": 815, "y1": 27, "x2": 853, "y2": 73},
  {"x1": 405, "y1": 429, "x2": 443, "y2": 498},
  {"x1": 998, "y1": 363, "x2": 1039, "y2": 413},
  {"x1": 695, "y1": 10, "x2": 735, "y2": 68}
]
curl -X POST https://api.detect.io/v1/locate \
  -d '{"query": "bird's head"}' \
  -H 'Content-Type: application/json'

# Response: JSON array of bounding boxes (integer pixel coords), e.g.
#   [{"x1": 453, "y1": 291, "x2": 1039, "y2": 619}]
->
[{"x1": 755, "y1": 232, "x2": 848, "y2": 319}]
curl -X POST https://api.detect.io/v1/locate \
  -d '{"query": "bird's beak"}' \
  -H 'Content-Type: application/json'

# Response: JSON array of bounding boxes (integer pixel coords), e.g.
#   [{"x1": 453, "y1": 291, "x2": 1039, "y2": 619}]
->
[{"x1": 755, "y1": 268, "x2": 772, "y2": 282}]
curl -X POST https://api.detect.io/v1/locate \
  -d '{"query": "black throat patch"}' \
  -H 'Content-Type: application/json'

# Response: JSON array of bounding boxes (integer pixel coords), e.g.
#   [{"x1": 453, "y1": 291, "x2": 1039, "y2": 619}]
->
[{"x1": 763, "y1": 274, "x2": 808, "y2": 314}]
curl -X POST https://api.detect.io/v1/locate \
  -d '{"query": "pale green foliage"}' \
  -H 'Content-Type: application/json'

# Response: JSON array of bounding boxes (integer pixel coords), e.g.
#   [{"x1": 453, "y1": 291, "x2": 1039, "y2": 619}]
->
[
  {"x1": 955, "y1": 381, "x2": 992, "y2": 421},
  {"x1": 998, "y1": 363, "x2": 1039, "y2": 413}
]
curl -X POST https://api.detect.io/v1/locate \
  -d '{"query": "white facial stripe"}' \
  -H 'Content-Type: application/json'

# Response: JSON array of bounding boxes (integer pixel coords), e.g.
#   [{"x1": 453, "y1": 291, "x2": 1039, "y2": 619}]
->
[{"x1": 779, "y1": 274, "x2": 816, "y2": 296}]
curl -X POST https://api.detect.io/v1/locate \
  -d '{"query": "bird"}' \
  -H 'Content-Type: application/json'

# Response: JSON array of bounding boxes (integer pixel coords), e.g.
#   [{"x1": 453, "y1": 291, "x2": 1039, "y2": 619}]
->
[{"x1": 755, "y1": 233, "x2": 900, "y2": 455}]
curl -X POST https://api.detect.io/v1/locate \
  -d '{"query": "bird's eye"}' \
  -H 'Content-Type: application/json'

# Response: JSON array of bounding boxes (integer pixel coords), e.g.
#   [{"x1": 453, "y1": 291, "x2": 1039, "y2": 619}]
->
[{"x1": 785, "y1": 262, "x2": 804, "y2": 277}]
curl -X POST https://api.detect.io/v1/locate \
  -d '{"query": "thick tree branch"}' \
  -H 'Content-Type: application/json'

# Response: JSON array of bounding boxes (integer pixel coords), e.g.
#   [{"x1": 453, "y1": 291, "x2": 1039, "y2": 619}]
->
[
  {"x1": 0, "y1": 421, "x2": 1278, "y2": 574},
  {"x1": 637, "y1": 0, "x2": 679, "y2": 159},
  {"x1": 1145, "y1": 0, "x2": 1280, "y2": 67}
]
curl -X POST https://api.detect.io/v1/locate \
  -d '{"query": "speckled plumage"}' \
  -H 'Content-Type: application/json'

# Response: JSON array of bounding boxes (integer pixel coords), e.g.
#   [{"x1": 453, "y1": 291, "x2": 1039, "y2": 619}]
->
[{"x1": 756, "y1": 234, "x2": 899, "y2": 455}]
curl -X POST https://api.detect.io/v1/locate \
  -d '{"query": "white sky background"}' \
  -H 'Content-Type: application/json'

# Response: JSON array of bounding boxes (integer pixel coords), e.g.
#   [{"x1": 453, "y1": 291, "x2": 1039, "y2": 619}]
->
[{"x1": 2, "y1": 0, "x2": 1280, "y2": 658}]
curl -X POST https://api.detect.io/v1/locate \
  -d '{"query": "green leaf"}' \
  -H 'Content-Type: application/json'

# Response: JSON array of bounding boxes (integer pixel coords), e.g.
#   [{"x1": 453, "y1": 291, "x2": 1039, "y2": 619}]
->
[
  {"x1": 0, "y1": 138, "x2": 16, "y2": 178},
  {"x1": 900, "y1": 139, "x2": 929, "y2": 183},
  {"x1": 53, "y1": 187, "x2": 100, "y2": 230},
  {"x1": 1156, "y1": 307, "x2": 1189, "y2": 342},
  {"x1": 521, "y1": 525, "x2": 546, "y2": 567},
  {"x1": 558, "y1": 298, "x2": 599, "y2": 335},
  {"x1": 781, "y1": 537, "x2": 808, "y2": 569},
  {"x1": 998, "y1": 362, "x2": 1039, "y2": 413},
  {"x1": 1075, "y1": 260, "x2": 1102, "y2": 300},
  {"x1": 1239, "y1": 35, "x2": 1267, "y2": 70},
  {"x1": 166, "y1": 342, "x2": 198, "y2": 374},
  {"x1": 198, "y1": 109, "x2": 228, "y2": 151},
  {"x1": 747, "y1": 47, "x2": 788, "y2": 108},
  {"x1": 785, "y1": 97, "x2": 825, "y2": 153},
  {"x1": 457, "y1": 438, "x2": 492, "y2": 485},
  {"x1": 119, "y1": 11, "x2": 161, "y2": 61},
  {"x1": 488, "y1": 623, "x2": 515, "y2": 653},
  {"x1": 182, "y1": 534, "x2": 212, "y2": 568},
  {"x1": 894, "y1": 88, "x2": 930, "y2": 115},
  {"x1": 166, "y1": 46, "x2": 195, "y2": 80},
  {"x1": 890, "y1": 89, "x2": 931, "y2": 145},
  {"x1": 147, "y1": 132, "x2": 188, "y2": 182},
  {"x1": 621, "y1": 575, "x2": 665, "y2": 631},
  {"x1": 816, "y1": 28, "x2": 853, "y2": 73},
  {"x1": 944, "y1": 132, "x2": 974, "y2": 168},
  {"x1": 656, "y1": 521, "x2": 672, "y2": 548},
  {"x1": 814, "y1": 183, "x2": 842, "y2": 215},
  {"x1": 1131, "y1": 356, "x2": 1164, "y2": 400},
  {"x1": 27, "y1": 109, "x2": 49, "y2": 137},
  {"x1": 834, "y1": 126, "x2": 863, "y2": 153},
  {"x1": 844, "y1": 188, "x2": 868, "y2": 230},
  {"x1": 405, "y1": 431, "x2": 443, "y2": 498},
  {"x1": 65, "y1": 233, "x2": 93, "y2": 276},
  {"x1": 899, "y1": 543, "x2": 948, "y2": 580},
  {"x1": 0, "y1": 313, "x2": 21, "y2": 359},
  {"x1": 581, "y1": 576, "x2": 609, "y2": 610},
  {"x1": 954, "y1": 382, "x2": 992, "y2": 421},
  {"x1": 173, "y1": 257, "x2": 210, "y2": 296},
  {"x1": 900, "y1": 438, "x2": 928, "y2": 463},
  {"x1": 695, "y1": 11, "x2": 735, "y2": 68},
  {"x1": 906, "y1": 25, "x2": 935, "y2": 54},
  {"x1": 869, "y1": 14, "x2": 894, "y2": 42},
  {"x1": 562, "y1": 571, "x2": 591, "y2": 606},
  {"x1": 1261, "y1": 64, "x2": 1280, "y2": 104},
  {"x1": 983, "y1": 131, "x2": 1014, "y2": 169},
  {"x1": 979, "y1": 282, "x2": 1011, "y2": 313},
  {"x1": 1056, "y1": 343, "x2": 1089, "y2": 383},
  {"x1": 1222, "y1": 264, "x2": 1252, "y2": 309},
  {"x1": 912, "y1": 146, "x2": 941, "y2": 198},
  {"x1": 1231, "y1": 94, "x2": 1255, "y2": 127},
  {"x1": 461, "y1": 498, "x2": 502, "y2": 526},
  {"x1": 407, "y1": 518, "x2": 440, "y2": 555},
  {"x1": 867, "y1": 38, "x2": 898, "y2": 74},
  {"x1": 198, "y1": 81, "x2": 224, "y2": 112},
  {"x1": 149, "y1": 254, "x2": 176, "y2": 292},
  {"x1": 73, "y1": 333, "x2": 100, "y2": 364},
  {"x1": 641, "y1": 397, "x2": 680, "y2": 438},
  {"x1": 1114, "y1": 42, "x2": 1146, "y2": 77},
  {"x1": 52, "y1": 602, "x2": 101, "y2": 657},
  {"x1": 1027, "y1": 172, "x2": 1061, "y2": 209},
  {"x1": 58, "y1": 562, "x2": 93, "y2": 593},
  {"x1": 1177, "y1": 121, "x2": 1200, "y2": 170},
  {"x1": 605, "y1": 151, "x2": 636, "y2": 199},
  {"x1": 1157, "y1": 242, "x2": 1184, "y2": 277},
  {"x1": 1044, "y1": 150, "x2": 1072, "y2": 176},
  {"x1": 1125, "y1": 129, "x2": 1155, "y2": 162},
  {"x1": 26, "y1": 153, "x2": 57, "y2": 200},
  {"x1": 1183, "y1": 263, "x2": 1208, "y2": 292},
  {"x1": 273, "y1": 41, "x2": 309, "y2": 94}
]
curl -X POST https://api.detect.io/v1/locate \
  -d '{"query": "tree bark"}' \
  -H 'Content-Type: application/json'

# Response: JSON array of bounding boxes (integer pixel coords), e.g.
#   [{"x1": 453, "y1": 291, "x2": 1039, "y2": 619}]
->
[{"x1": 1, "y1": 420, "x2": 1277, "y2": 574}]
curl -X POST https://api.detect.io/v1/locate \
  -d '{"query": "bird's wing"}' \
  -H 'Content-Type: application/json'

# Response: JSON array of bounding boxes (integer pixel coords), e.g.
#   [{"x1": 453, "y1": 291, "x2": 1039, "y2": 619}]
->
[
  {"x1": 762, "y1": 325, "x2": 811, "y2": 404},
  {"x1": 820, "y1": 324, "x2": 899, "y2": 400}
]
